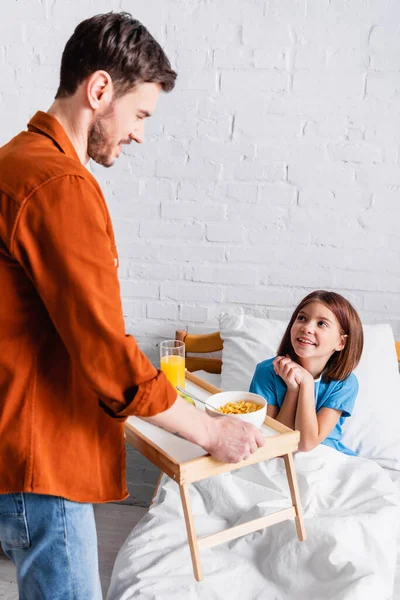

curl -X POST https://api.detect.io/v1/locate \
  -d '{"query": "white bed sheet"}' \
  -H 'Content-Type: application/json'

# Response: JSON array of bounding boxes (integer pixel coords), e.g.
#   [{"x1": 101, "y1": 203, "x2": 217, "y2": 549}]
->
[
  {"x1": 196, "y1": 369, "x2": 400, "y2": 598},
  {"x1": 195, "y1": 371, "x2": 400, "y2": 599},
  {"x1": 113, "y1": 371, "x2": 400, "y2": 600},
  {"x1": 109, "y1": 445, "x2": 400, "y2": 600},
  {"x1": 386, "y1": 470, "x2": 400, "y2": 599}
]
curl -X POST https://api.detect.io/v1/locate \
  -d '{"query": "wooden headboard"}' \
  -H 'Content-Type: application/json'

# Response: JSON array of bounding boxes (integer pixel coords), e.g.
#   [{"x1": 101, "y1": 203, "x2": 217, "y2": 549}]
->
[
  {"x1": 176, "y1": 330, "x2": 400, "y2": 375},
  {"x1": 176, "y1": 330, "x2": 223, "y2": 373}
]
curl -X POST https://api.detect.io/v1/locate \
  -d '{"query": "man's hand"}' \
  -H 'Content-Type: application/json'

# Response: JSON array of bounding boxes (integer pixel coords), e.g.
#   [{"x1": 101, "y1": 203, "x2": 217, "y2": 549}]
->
[
  {"x1": 204, "y1": 416, "x2": 265, "y2": 463},
  {"x1": 144, "y1": 394, "x2": 265, "y2": 464}
]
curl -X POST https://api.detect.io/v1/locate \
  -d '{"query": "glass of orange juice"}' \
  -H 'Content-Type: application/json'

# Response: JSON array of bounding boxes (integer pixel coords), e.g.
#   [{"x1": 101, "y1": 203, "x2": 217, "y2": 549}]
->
[{"x1": 160, "y1": 340, "x2": 185, "y2": 389}]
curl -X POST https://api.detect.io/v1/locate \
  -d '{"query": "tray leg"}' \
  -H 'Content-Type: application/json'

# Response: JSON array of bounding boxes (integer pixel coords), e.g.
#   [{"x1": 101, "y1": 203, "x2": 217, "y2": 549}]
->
[
  {"x1": 179, "y1": 483, "x2": 203, "y2": 582},
  {"x1": 283, "y1": 452, "x2": 307, "y2": 542},
  {"x1": 150, "y1": 472, "x2": 163, "y2": 506}
]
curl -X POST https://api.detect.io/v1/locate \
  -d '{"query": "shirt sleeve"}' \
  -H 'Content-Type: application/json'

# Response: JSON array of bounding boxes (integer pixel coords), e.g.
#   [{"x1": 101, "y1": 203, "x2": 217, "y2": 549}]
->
[
  {"x1": 249, "y1": 360, "x2": 278, "y2": 406},
  {"x1": 320, "y1": 374, "x2": 359, "y2": 418},
  {"x1": 11, "y1": 174, "x2": 177, "y2": 418}
]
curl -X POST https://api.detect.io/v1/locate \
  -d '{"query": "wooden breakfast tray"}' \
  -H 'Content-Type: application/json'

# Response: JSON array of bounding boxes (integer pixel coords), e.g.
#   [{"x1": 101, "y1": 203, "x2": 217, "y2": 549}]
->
[{"x1": 124, "y1": 371, "x2": 306, "y2": 582}]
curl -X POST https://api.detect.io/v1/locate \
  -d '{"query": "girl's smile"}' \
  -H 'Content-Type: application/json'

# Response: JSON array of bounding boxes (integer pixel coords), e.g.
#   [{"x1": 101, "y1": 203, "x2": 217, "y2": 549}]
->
[{"x1": 296, "y1": 336, "x2": 316, "y2": 346}]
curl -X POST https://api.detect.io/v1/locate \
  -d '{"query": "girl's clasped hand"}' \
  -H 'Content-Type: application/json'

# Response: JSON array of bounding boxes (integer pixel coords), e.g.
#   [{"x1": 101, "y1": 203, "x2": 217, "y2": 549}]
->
[{"x1": 272, "y1": 355, "x2": 313, "y2": 391}]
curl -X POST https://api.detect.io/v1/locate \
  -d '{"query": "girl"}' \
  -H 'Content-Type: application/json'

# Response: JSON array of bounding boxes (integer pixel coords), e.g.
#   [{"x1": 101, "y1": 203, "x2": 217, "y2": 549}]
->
[{"x1": 249, "y1": 290, "x2": 364, "y2": 455}]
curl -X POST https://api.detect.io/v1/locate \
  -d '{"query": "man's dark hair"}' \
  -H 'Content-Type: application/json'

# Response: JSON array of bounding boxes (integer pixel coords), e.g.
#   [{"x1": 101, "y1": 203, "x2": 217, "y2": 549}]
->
[{"x1": 55, "y1": 12, "x2": 177, "y2": 98}]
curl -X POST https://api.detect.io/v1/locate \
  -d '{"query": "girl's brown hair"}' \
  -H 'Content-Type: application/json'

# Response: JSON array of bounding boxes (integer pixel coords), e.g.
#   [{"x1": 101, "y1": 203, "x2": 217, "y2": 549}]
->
[{"x1": 277, "y1": 290, "x2": 363, "y2": 382}]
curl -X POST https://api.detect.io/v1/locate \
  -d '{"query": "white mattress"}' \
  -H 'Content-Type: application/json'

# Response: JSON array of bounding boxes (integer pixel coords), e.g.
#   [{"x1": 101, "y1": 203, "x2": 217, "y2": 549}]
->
[{"x1": 195, "y1": 371, "x2": 400, "y2": 599}]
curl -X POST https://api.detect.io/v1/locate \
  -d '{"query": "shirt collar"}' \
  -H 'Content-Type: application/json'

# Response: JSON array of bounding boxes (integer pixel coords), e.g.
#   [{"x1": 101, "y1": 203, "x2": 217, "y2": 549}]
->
[{"x1": 27, "y1": 111, "x2": 82, "y2": 163}]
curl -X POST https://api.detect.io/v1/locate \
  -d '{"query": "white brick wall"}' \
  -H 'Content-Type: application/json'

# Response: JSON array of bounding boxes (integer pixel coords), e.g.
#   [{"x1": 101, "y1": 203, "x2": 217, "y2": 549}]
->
[{"x1": 1, "y1": 0, "x2": 400, "y2": 367}]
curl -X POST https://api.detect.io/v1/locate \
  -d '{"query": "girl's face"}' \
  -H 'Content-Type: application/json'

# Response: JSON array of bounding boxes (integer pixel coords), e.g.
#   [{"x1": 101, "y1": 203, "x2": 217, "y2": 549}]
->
[{"x1": 290, "y1": 301, "x2": 347, "y2": 364}]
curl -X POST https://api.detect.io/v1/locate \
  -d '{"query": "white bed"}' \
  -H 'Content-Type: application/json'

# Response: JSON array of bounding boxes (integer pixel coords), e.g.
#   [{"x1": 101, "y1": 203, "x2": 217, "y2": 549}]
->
[
  {"x1": 199, "y1": 372, "x2": 400, "y2": 598},
  {"x1": 203, "y1": 373, "x2": 400, "y2": 599},
  {"x1": 109, "y1": 450, "x2": 400, "y2": 600},
  {"x1": 108, "y1": 317, "x2": 400, "y2": 599},
  {"x1": 388, "y1": 469, "x2": 400, "y2": 598}
]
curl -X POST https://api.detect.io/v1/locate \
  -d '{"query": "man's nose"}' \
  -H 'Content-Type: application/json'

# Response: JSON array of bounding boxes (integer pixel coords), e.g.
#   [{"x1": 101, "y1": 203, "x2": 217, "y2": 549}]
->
[
  {"x1": 130, "y1": 123, "x2": 144, "y2": 144},
  {"x1": 131, "y1": 132, "x2": 143, "y2": 144}
]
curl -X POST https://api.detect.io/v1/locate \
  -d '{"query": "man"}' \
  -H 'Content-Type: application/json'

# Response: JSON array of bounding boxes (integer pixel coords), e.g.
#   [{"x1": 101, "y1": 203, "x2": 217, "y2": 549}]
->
[{"x1": 0, "y1": 12, "x2": 264, "y2": 599}]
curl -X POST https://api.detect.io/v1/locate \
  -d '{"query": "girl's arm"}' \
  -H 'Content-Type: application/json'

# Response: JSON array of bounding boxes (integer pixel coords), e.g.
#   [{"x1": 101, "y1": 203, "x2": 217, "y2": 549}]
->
[
  {"x1": 268, "y1": 389, "x2": 298, "y2": 429},
  {"x1": 274, "y1": 356, "x2": 343, "y2": 451},
  {"x1": 295, "y1": 376, "x2": 342, "y2": 452},
  {"x1": 270, "y1": 356, "x2": 299, "y2": 429}
]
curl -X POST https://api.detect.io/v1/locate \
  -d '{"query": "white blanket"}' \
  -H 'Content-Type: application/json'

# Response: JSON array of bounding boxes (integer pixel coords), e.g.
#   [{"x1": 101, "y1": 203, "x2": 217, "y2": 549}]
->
[
  {"x1": 387, "y1": 470, "x2": 400, "y2": 598},
  {"x1": 107, "y1": 446, "x2": 400, "y2": 600}
]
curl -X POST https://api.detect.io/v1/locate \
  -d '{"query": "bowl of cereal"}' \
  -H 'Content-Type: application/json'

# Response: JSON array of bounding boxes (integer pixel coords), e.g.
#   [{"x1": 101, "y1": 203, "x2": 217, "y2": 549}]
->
[{"x1": 205, "y1": 391, "x2": 267, "y2": 429}]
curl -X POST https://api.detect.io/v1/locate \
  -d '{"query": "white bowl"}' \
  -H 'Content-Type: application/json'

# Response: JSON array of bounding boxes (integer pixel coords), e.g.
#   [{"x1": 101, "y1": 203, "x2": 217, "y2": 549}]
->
[{"x1": 205, "y1": 391, "x2": 267, "y2": 429}]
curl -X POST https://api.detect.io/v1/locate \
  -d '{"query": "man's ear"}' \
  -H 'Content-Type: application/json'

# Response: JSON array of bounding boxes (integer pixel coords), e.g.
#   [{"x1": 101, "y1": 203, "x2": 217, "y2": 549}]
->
[{"x1": 86, "y1": 70, "x2": 113, "y2": 110}]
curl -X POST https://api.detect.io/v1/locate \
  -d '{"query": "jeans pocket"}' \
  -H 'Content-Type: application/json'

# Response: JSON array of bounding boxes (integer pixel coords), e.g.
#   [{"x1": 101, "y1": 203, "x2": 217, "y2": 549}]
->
[{"x1": 0, "y1": 493, "x2": 31, "y2": 549}]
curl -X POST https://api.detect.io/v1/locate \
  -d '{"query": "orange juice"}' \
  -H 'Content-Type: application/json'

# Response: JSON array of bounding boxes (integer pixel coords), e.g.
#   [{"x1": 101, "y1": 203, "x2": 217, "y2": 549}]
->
[{"x1": 160, "y1": 355, "x2": 185, "y2": 389}]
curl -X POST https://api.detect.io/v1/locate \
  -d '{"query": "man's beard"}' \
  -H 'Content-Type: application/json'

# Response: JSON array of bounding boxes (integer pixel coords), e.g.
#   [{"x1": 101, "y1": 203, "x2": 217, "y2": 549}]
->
[{"x1": 87, "y1": 108, "x2": 116, "y2": 168}]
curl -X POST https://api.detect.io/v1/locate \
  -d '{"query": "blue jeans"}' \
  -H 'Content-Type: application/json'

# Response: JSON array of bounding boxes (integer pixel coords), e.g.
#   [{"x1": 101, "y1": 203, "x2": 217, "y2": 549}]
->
[{"x1": 0, "y1": 493, "x2": 102, "y2": 599}]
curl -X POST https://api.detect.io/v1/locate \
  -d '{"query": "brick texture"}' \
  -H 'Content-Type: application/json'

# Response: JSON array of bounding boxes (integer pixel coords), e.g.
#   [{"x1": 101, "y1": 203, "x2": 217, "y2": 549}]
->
[{"x1": 1, "y1": 0, "x2": 400, "y2": 505}]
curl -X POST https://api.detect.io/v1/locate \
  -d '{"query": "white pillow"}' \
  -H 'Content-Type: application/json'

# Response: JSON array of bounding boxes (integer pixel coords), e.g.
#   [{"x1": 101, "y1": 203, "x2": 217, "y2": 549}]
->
[
  {"x1": 219, "y1": 313, "x2": 286, "y2": 392},
  {"x1": 341, "y1": 324, "x2": 400, "y2": 470},
  {"x1": 219, "y1": 313, "x2": 400, "y2": 470}
]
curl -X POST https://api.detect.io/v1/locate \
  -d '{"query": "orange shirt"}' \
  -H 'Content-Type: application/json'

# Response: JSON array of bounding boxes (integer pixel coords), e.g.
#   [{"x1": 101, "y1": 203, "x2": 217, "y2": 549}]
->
[{"x1": 0, "y1": 112, "x2": 177, "y2": 502}]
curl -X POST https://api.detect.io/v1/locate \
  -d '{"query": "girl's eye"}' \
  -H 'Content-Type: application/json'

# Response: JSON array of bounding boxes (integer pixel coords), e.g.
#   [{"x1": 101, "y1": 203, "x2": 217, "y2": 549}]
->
[
  {"x1": 297, "y1": 315, "x2": 305, "y2": 321},
  {"x1": 318, "y1": 321, "x2": 328, "y2": 327}
]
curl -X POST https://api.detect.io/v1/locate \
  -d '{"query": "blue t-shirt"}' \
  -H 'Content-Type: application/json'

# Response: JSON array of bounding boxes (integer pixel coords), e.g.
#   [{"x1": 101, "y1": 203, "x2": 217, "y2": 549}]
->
[{"x1": 249, "y1": 358, "x2": 358, "y2": 456}]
